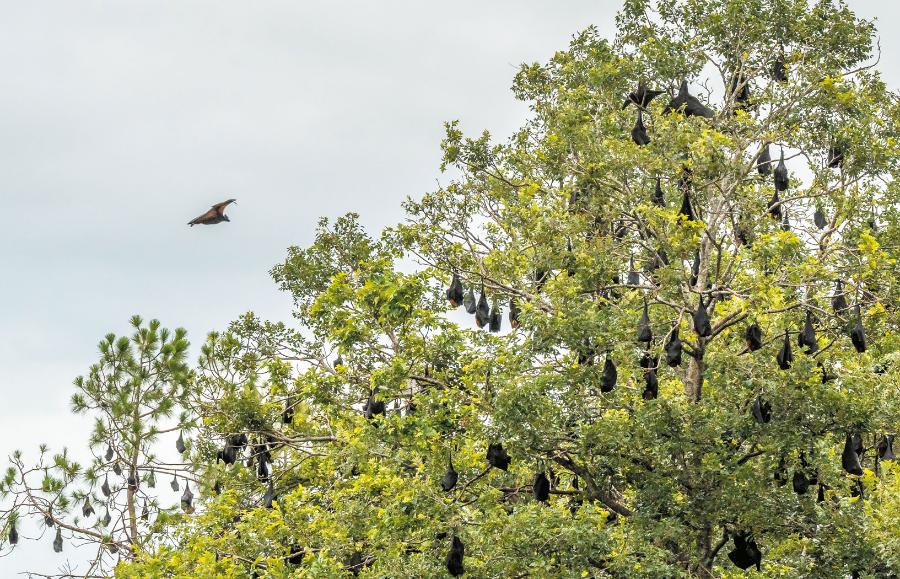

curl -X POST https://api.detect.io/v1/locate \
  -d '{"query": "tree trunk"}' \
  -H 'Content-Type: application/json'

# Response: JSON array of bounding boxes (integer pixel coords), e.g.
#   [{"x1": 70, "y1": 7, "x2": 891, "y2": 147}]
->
[
  {"x1": 684, "y1": 351, "x2": 704, "y2": 402},
  {"x1": 127, "y1": 482, "x2": 138, "y2": 547}
]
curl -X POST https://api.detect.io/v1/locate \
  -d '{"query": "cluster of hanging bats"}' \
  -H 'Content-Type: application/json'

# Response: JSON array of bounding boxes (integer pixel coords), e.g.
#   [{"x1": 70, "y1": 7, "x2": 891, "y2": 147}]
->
[
  {"x1": 430, "y1": 58, "x2": 897, "y2": 574},
  {"x1": 14, "y1": 64, "x2": 894, "y2": 579},
  {"x1": 5, "y1": 427, "x2": 287, "y2": 559},
  {"x1": 7, "y1": 442, "x2": 168, "y2": 555}
]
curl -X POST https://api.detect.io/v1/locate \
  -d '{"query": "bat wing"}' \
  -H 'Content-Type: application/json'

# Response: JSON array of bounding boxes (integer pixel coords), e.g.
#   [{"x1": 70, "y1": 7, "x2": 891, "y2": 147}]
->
[
  {"x1": 212, "y1": 199, "x2": 236, "y2": 215},
  {"x1": 188, "y1": 208, "x2": 217, "y2": 226}
]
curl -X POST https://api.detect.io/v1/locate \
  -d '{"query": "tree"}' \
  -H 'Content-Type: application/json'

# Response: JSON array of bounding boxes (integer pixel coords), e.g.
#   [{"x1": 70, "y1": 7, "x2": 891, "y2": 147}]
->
[
  {"x1": 0, "y1": 316, "x2": 194, "y2": 577},
  {"x1": 84, "y1": 0, "x2": 900, "y2": 577}
]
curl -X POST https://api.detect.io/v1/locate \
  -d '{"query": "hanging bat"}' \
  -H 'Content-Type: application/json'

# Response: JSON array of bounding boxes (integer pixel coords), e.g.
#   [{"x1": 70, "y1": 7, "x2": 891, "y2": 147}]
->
[
  {"x1": 533, "y1": 471, "x2": 550, "y2": 503},
  {"x1": 652, "y1": 177, "x2": 665, "y2": 207},
  {"x1": 665, "y1": 326, "x2": 682, "y2": 367},
  {"x1": 441, "y1": 459, "x2": 458, "y2": 492},
  {"x1": 774, "y1": 149, "x2": 789, "y2": 192},
  {"x1": 730, "y1": 73, "x2": 750, "y2": 106},
  {"x1": 757, "y1": 144, "x2": 773, "y2": 176},
  {"x1": 728, "y1": 531, "x2": 762, "y2": 571},
  {"x1": 631, "y1": 110, "x2": 651, "y2": 146},
  {"x1": 842, "y1": 432, "x2": 863, "y2": 475},
  {"x1": 622, "y1": 81, "x2": 664, "y2": 110},
  {"x1": 637, "y1": 300, "x2": 652, "y2": 343},
  {"x1": 777, "y1": 331, "x2": 793, "y2": 370},
  {"x1": 772, "y1": 49, "x2": 788, "y2": 83},
  {"x1": 751, "y1": 395, "x2": 771, "y2": 423},
  {"x1": 693, "y1": 297, "x2": 711, "y2": 337},
  {"x1": 664, "y1": 81, "x2": 714, "y2": 118},
  {"x1": 446, "y1": 536, "x2": 465, "y2": 577},
  {"x1": 798, "y1": 310, "x2": 817, "y2": 353},
  {"x1": 600, "y1": 354, "x2": 617, "y2": 392}
]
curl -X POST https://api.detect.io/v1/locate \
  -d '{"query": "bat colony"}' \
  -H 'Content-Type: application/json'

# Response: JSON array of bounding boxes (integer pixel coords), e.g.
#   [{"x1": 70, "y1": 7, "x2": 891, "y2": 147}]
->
[
  {"x1": 49, "y1": 40, "x2": 885, "y2": 578},
  {"x1": 429, "y1": 59, "x2": 885, "y2": 575}
]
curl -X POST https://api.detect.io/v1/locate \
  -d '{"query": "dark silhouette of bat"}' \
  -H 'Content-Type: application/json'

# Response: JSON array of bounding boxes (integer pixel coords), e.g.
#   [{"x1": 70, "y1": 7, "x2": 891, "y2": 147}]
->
[
  {"x1": 446, "y1": 536, "x2": 465, "y2": 576},
  {"x1": 475, "y1": 287, "x2": 490, "y2": 328},
  {"x1": 792, "y1": 470, "x2": 811, "y2": 495},
  {"x1": 82, "y1": 497, "x2": 94, "y2": 518},
  {"x1": 441, "y1": 459, "x2": 458, "y2": 492},
  {"x1": 664, "y1": 81, "x2": 714, "y2": 118},
  {"x1": 751, "y1": 395, "x2": 771, "y2": 423},
  {"x1": 600, "y1": 354, "x2": 617, "y2": 392},
  {"x1": 188, "y1": 199, "x2": 236, "y2": 226},
  {"x1": 636, "y1": 299, "x2": 652, "y2": 343},
  {"x1": 745, "y1": 323, "x2": 763, "y2": 351},
  {"x1": 728, "y1": 531, "x2": 762, "y2": 571},
  {"x1": 776, "y1": 331, "x2": 793, "y2": 370},
  {"x1": 176, "y1": 431, "x2": 186, "y2": 454},
  {"x1": 814, "y1": 207, "x2": 827, "y2": 229},
  {"x1": 622, "y1": 82, "x2": 664, "y2": 110},
  {"x1": 446, "y1": 273, "x2": 464, "y2": 307},
  {"x1": 832, "y1": 280, "x2": 848, "y2": 314},
  {"x1": 768, "y1": 190, "x2": 782, "y2": 221},
  {"x1": 631, "y1": 110, "x2": 651, "y2": 146},
  {"x1": 693, "y1": 297, "x2": 711, "y2": 337},
  {"x1": 652, "y1": 177, "x2": 665, "y2": 207},
  {"x1": 756, "y1": 144, "x2": 773, "y2": 176},
  {"x1": 181, "y1": 483, "x2": 195, "y2": 514},
  {"x1": 772, "y1": 48, "x2": 788, "y2": 83},
  {"x1": 665, "y1": 326, "x2": 682, "y2": 367},
  {"x1": 877, "y1": 435, "x2": 895, "y2": 461},
  {"x1": 798, "y1": 310, "x2": 817, "y2": 353},
  {"x1": 533, "y1": 471, "x2": 550, "y2": 502},
  {"x1": 463, "y1": 287, "x2": 477, "y2": 314},
  {"x1": 689, "y1": 251, "x2": 700, "y2": 287},
  {"x1": 842, "y1": 432, "x2": 864, "y2": 475},
  {"x1": 850, "y1": 305, "x2": 867, "y2": 353},
  {"x1": 679, "y1": 189, "x2": 696, "y2": 222},
  {"x1": 489, "y1": 300, "x2": 502, "y2": 332},
  {"x1": 774, "y1": 149, "x2": 789, "y2": 192},
  {"x1": 508, "y1": 299, "x2": 520, "y2": 328},
  {"x1": 287, "y1": 546, "x2": 305, "y2": 566},
  {"x1": 486, "y1": 443, "x2": 511, "y2": 470},
  {"x1": 730, "y1": 73, "x2": 750, "y2": 107},
  {"x1": 262, "y1": 480, "x2": 276, "y2": 509},
  {"x1": 627, "y1": 255, "x2": 640, "y2": 286},
  {"x1": 642, "y1": 355, "x2": 659, "y2": 400}
]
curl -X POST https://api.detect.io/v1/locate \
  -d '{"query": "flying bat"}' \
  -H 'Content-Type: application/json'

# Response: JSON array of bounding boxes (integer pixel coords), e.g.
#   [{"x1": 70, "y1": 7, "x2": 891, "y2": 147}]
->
[{"x1": 188, "y1": 199, "x2": 236, "y2": 226}]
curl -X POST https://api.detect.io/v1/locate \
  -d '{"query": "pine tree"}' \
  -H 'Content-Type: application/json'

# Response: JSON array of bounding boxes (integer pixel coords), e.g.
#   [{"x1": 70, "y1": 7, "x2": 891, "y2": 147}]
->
[{"x1": 0, "y1": 317, "x2": 193, "y2": 576}]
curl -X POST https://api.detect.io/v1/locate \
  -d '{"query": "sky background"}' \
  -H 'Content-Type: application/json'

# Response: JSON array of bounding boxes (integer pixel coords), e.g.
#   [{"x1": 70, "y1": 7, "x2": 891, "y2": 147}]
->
[{"x1": 0, "y1": 0, "x2": 893, "y2": 575}]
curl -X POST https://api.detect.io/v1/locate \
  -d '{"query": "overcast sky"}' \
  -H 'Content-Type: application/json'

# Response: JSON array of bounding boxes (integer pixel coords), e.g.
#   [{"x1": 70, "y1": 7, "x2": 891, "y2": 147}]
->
[{"x1": 0, "y1": 0, "x2": 893, "y2": 575}]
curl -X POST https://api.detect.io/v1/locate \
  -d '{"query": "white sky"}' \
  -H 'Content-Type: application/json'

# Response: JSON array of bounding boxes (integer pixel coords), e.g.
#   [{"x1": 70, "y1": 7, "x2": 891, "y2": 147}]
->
[{"x1": 0, "y1": 0, "x2": 893, "y2": 575}]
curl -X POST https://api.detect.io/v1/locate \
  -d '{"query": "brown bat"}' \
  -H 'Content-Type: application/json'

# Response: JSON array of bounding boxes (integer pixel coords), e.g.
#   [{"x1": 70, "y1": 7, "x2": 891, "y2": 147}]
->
[{"x1": 188, "y1": 199, "x2": 236, "y2": 226}]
